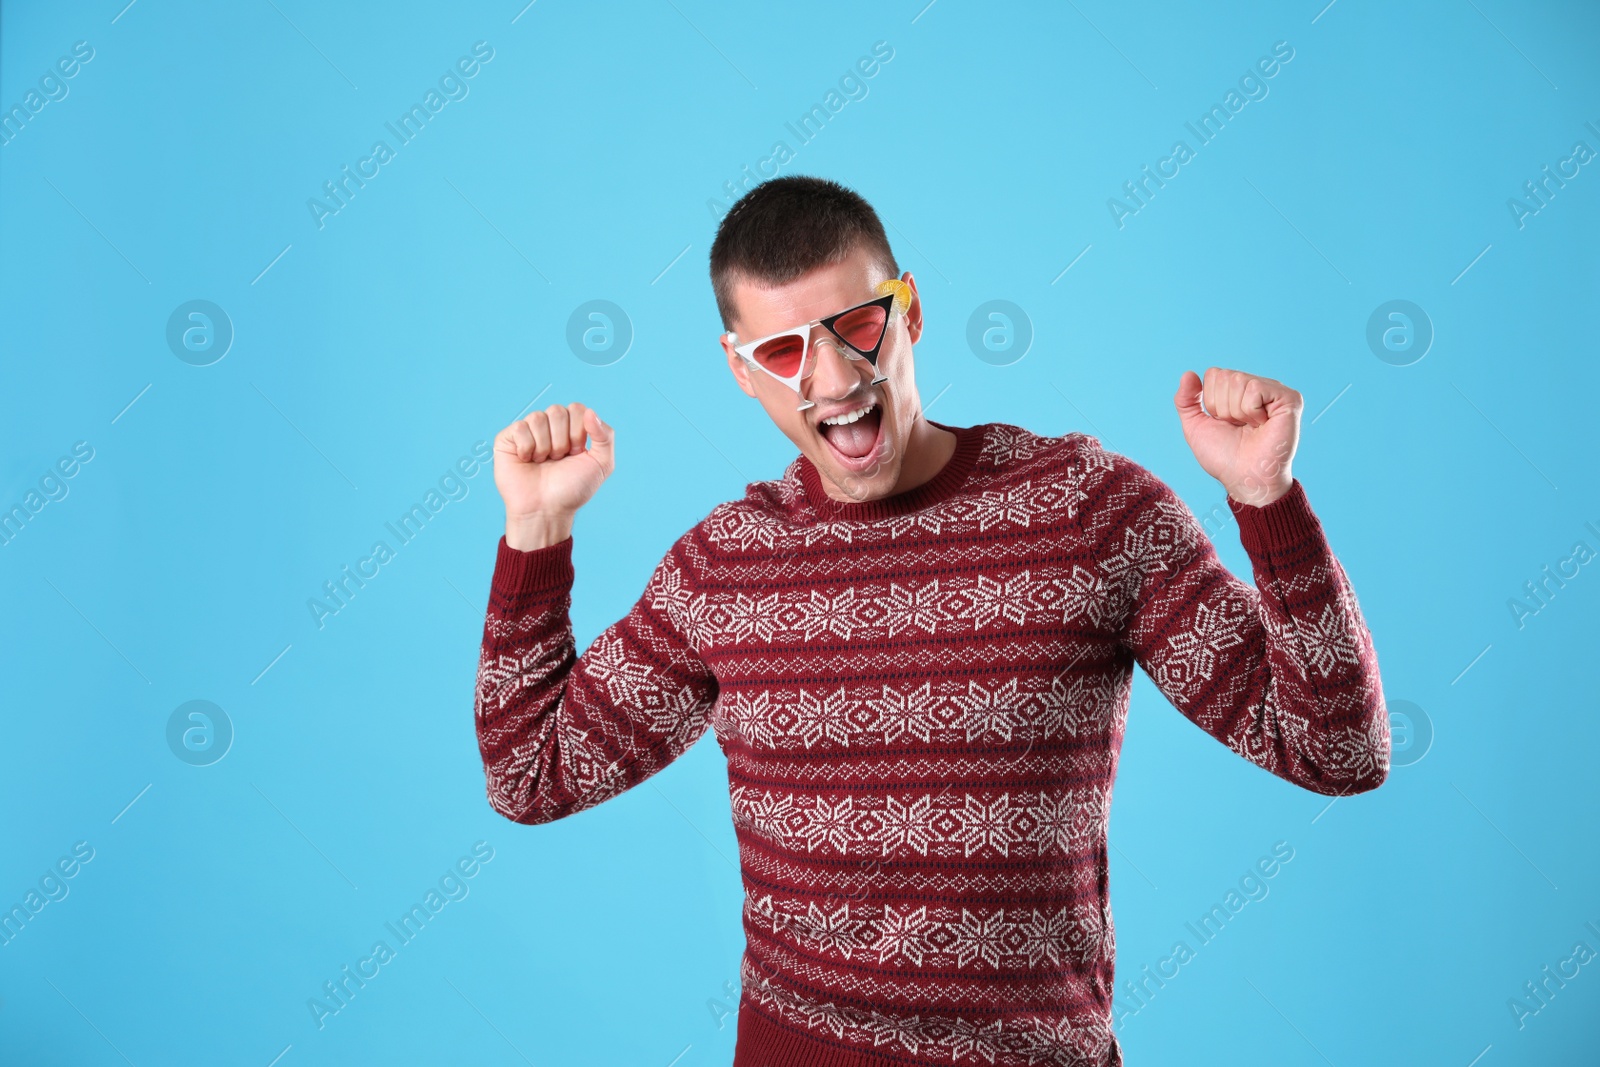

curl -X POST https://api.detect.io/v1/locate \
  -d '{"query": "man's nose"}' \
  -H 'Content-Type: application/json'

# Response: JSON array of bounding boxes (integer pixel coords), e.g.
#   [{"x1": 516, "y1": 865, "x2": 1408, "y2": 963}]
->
[{"x1": 805, "y1": 333, "x2": 867, "y2": 401}]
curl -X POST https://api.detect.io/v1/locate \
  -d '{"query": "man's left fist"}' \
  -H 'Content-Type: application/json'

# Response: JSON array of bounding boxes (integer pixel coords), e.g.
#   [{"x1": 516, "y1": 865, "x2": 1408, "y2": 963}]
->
[{"x1": 1173, "y1": 368, "x2": 1303, "y2": 507}]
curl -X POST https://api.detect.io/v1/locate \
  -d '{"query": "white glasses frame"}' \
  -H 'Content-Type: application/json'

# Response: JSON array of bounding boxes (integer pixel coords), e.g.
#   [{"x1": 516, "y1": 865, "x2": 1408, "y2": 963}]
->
[{"x1": 725, "y1": 279, "x2": 912, "y2": 411}]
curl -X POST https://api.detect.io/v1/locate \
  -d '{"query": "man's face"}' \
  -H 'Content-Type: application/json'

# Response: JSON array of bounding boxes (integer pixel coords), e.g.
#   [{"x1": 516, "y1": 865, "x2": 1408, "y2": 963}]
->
[{"x1": 720, "y1": 244, "x2": 925, "y2": 502}]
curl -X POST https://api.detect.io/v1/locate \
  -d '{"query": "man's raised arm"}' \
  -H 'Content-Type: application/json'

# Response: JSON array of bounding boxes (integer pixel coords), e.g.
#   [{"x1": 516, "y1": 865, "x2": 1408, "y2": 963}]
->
[
  {"x1": 474, "y1": 403, "x2": 719, "y2": 824},
  {"x1": 1084, "y1": 369, "x2": 1390, "y2": 795}
]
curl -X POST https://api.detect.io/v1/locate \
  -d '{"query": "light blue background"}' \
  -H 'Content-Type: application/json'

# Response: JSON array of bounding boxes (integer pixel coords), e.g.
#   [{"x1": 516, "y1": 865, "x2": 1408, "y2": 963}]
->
[{"x1": 3, "y1": 1, "x2": 1597, "y2": 1064}]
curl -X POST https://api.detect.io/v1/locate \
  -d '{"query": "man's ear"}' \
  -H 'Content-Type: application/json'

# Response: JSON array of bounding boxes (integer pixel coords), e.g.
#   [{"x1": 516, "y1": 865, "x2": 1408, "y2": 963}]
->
[
  {"x1": 721, "y1": 333, "x2": 757, "y2": 398},
  {"x1": 900, "y1": 271, "x2": 924, "y2": 345}
]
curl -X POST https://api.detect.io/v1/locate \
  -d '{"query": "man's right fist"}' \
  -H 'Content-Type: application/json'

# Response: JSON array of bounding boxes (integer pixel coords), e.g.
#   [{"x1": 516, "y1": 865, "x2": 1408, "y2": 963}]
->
[{"x1": 494, "y1": 401, "x2": 615, "y2": 550}]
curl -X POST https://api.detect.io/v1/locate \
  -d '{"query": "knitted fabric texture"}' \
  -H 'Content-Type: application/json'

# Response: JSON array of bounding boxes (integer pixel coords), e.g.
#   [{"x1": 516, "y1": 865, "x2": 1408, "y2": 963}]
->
[{"x1": 474, "y1": 421, "x2": 1389, "y2": 1067}]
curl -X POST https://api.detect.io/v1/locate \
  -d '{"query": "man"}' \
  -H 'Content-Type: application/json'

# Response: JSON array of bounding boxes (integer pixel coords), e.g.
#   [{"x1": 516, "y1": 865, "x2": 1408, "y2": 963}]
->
[{"x1": 474, "y1": 176, "x2": 1388, "y2": 1066}]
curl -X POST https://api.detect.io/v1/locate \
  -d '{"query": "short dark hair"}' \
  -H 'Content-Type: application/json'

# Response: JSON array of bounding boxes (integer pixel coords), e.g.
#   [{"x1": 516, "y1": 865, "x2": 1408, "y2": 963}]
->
[{"x1": 709, "y1": 176, "x2": 899, "y2": 330}]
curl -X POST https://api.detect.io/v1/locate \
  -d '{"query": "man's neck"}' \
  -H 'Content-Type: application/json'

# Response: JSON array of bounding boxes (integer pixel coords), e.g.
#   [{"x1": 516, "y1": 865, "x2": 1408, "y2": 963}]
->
[{"x1": 884, "y1": 416, "x2": 958, "y2": 497}]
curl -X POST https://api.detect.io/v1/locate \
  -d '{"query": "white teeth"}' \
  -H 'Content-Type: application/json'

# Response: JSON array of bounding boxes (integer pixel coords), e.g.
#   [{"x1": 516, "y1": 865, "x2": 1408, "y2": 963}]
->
[{"x1": 821, "y1": 403, "x2": 877, "y2": 427}]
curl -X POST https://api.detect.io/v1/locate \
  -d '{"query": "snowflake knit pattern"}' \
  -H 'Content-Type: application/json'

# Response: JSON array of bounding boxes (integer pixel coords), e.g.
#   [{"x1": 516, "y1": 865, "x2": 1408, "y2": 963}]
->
[{"x1": 474, "y1": 421, "x2": 1389, "y2": 1067}]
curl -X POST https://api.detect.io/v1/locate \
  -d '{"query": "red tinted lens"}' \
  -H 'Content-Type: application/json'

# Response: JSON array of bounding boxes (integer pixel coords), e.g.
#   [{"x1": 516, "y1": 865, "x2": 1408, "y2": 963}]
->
[
  {"x1": 831, "y1": 305, "x2": 888, "y2": 352},
  {"x1": 752, "y1": 334, "x2": 807, "y2": 378}
]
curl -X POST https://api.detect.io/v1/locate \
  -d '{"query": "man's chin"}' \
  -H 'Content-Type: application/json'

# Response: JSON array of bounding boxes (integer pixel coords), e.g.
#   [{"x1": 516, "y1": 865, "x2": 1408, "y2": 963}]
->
[{"x1": 814, "y1": 414, "x2": 899, "y2": 502}]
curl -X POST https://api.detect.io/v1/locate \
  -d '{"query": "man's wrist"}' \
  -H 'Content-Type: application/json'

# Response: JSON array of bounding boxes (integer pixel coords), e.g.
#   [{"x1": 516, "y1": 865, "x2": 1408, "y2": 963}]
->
[
  {"x1": 505, "y1": 512, "x2": 575, "y2": 551},
  {"x1": 1225, "y1": 478, "x2": 1292, "y2": 508},
  {"x1": 1228, "y1": 478, "x2": 1319, "y2": 555}
]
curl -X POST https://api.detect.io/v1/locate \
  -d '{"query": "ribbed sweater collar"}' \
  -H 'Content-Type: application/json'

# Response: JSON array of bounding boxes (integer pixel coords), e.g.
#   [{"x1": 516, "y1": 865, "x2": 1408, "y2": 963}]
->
[{"x1": 793, "y1": 420, "x2": 984, "y2": 521}]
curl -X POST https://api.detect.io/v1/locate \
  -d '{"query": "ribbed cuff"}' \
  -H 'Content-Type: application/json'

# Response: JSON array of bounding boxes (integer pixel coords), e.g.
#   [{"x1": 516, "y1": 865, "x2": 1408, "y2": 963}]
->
[
  {"x1": 1228, "y1": 479, "x2": 1323, "y2": 557},
  {"x1": 734, "y1": 1002, "x2": 907, "y2": 1067},
  {"x1": 735, "y1": 1000, "x2": 1121, "y2": 1067},
  {"x1": 491, "y1": 534, "x2": 575, "y2": 600}
]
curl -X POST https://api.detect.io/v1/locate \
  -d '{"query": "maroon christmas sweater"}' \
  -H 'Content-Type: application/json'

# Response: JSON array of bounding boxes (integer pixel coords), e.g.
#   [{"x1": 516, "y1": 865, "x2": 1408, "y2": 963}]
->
[{"x1": 474, "y1": 421, "x2": 1389, "y2": 1067}]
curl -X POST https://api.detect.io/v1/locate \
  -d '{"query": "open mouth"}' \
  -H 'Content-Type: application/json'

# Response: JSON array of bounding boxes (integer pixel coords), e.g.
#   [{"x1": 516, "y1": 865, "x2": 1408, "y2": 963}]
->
[{"x1": 816, "y1": 401, "x2": 885, "y2": 468}]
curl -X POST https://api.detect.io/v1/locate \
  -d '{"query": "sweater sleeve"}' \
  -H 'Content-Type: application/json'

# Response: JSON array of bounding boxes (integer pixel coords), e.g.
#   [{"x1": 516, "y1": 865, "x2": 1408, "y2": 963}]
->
[
  {"x1": 473, "y1": 532, "x2": 719, "y2": 824},
  {"x1": 1084, "y1": 446, "x2": 1389, "y2": 795}
]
